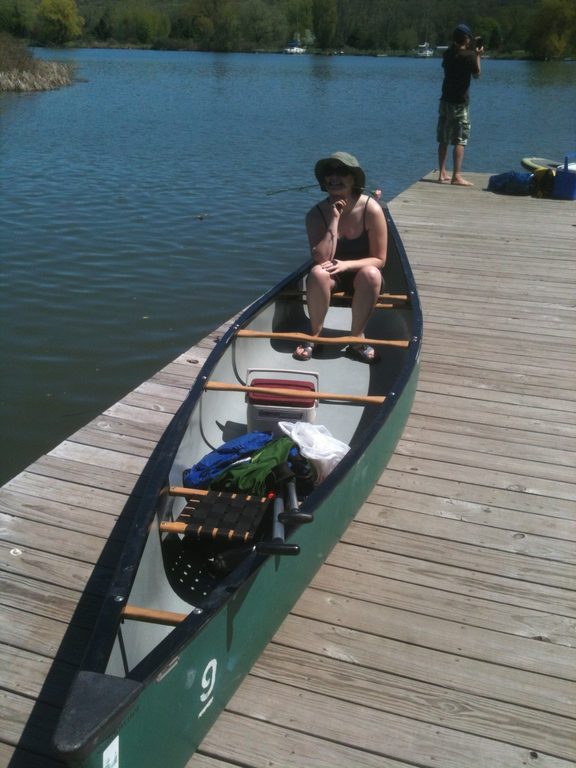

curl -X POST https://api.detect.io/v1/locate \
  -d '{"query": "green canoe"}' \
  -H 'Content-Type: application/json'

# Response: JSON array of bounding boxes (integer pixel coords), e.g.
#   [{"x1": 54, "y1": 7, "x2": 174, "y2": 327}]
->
[{"x1": 53, "y1": 208, "x2": 422, "y2": 768}]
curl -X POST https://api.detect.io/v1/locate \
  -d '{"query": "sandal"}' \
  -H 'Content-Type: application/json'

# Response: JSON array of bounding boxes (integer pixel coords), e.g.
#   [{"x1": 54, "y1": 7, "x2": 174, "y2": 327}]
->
[
  {"x1": 345, "y1": 343, "x2": 379, "y2": 364},
  {"x1": 293, "y1": 342, "x2": 315, "y2": 361}
]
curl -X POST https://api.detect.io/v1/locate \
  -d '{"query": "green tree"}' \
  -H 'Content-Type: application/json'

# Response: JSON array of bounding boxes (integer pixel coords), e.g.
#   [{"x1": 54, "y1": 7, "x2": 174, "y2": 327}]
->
[
  {"x1": 498, "y1": 2, "x2": 537, "y2": 52},
  {"x1": 33, "y1": 0, "x2": 83, "y2": 44},
  {"x1": 0, "y1": 0, "x2": 35, "y2": 36},
  {"x1": 111, "y1": 3, "x2": 170, "y2": 44},
  {"x1": 527, "y1": 0, "x2": 576, "y2": 58},
  {"x1": 93, "y1": 8, "x2": 112, "y2": 41},
  {"x1": 473, "y1": 16, "x2": 501, "y2": 51},
  {"x1": 312, "y1": 0, "x2": 337, "y2": 49},
  {"x1": 239, "y1": 0, "x2": 286, "y2": 48},
  {"x1": 286, "y1": 0, "x2": 312, "y2": 41}
]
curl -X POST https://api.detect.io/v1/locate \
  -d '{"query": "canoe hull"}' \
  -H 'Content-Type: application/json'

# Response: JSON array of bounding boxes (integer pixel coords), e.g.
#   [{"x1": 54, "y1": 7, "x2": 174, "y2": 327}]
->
[{"x1": 54, "y1": 209, "x2": 422, "y2": 767}]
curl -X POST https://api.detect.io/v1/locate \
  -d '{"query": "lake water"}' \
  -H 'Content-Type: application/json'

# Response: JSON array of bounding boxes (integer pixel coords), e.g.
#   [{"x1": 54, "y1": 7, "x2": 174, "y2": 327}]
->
[{"x1": 1, "y1": 49, "x2": 574, "y2": 484}]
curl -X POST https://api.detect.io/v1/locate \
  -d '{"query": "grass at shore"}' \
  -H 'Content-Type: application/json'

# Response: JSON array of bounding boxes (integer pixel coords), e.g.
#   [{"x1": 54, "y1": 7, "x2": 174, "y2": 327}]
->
[{"x1": 0, "y1": 34, "x2": 73, "y2": 92}]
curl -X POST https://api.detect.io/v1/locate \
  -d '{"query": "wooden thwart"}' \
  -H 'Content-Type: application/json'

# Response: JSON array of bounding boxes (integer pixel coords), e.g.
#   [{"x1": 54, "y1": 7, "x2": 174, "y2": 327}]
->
[
  {"x1": 159, "y1": 520, "x2": 248, "y2": 540},
  {"x1": 282, "y1": 289, "x2": 409, "y2": 302},
  {"x1": 332, "y1": 291, "x2": 408, "y2": 301},
  {"x1": 205, "y1": 381, "x2": 386, "y2": 405},
  {"x1": 236, "y1": 330, "x2": 409, "y2": 348},
  {"x1": 122, "y1": 605, "x2": 187, "y2": 626}
]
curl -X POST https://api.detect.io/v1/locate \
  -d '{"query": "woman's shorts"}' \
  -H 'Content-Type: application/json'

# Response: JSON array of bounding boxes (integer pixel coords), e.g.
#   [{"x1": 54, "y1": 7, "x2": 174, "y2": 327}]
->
[
  {"x1": 333, "y1": 270, "x2": 384, "y2": 295},
  {"x1": 436, "y1": 101, "x2": 470, "y2": 146}
]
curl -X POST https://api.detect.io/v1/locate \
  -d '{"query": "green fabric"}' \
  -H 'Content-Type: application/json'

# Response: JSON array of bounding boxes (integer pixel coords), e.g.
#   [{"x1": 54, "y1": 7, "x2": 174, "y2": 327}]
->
[{"x1": 210, "y1": 437, "x2": 295, "y2": 496}]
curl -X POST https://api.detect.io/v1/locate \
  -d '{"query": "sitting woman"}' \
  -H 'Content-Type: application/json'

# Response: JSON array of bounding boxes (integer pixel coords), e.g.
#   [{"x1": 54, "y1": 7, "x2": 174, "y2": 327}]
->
[{"x1": 294, "y1": 151, "x2": 388, "y2": 363}]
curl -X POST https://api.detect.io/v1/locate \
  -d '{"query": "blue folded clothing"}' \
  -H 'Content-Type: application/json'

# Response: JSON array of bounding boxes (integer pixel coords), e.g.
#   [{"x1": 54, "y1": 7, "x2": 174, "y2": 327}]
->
[{"x1": 183, "y1": 431, "x2": 273, "y2": 488}]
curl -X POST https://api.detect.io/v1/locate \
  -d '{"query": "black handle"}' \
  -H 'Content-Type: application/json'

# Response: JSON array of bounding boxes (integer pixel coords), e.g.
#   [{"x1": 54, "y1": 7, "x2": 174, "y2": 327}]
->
[
  {"x1": 279, "y1": 479, "x2": 313, "y2": 524},
  {"x1": 257, "y1": 538, "x2": 300, "y2": 556}
]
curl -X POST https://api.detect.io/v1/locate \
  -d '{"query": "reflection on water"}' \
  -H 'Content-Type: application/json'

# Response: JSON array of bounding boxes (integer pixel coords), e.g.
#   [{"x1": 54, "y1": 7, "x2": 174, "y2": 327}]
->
[{"x1": 0, "y1": 50, "x2": 574, "y2": 483}]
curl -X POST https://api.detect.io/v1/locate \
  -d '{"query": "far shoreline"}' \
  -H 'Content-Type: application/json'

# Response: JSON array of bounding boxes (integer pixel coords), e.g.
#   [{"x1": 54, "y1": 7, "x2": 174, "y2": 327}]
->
[{"x1": 2, "y1": 41, "x2": 571, "y2": 94}]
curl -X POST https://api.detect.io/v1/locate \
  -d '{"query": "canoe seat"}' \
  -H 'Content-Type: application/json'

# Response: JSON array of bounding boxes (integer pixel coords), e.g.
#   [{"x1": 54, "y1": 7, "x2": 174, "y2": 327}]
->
[
  {"x1": 160, "y1": 488, "x2": 274, "y2": 604},
  {"x1": 162, "y1": 488, "x2": 271, "y2": 544}
]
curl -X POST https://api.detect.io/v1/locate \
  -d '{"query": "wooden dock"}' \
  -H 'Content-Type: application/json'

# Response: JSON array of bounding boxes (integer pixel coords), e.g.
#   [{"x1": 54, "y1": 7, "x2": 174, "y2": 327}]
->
[{"x1": 1, "y1": 173, "x2": 575, "y2": 768}]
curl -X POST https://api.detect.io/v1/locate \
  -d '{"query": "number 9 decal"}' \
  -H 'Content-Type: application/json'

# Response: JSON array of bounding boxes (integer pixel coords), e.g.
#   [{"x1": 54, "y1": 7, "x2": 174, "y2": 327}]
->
[{"x1": 198, "y1": 659, "x2": 217, "y2": 718}]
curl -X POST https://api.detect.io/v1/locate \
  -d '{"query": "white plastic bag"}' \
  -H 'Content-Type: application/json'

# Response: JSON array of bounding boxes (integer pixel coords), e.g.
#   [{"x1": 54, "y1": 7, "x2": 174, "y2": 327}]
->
[{"x1": 279, "y1": 421, "x2": 350, "y2": 483}]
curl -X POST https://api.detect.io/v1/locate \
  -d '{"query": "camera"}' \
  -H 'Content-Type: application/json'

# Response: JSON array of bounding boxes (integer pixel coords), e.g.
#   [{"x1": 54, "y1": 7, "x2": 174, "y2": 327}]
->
[{"x1": 475, "y1": 36, "x2": 484, "y2": 49}]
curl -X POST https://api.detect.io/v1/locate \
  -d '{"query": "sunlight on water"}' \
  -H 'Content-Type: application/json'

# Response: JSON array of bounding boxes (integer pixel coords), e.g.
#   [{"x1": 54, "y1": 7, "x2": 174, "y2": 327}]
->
[{"x1": 1, "y1": 50, "x2": 574, "y2": 482}]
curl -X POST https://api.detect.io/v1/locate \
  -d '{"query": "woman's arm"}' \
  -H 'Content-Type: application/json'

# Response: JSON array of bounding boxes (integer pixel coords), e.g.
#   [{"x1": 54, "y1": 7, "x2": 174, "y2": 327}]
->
[
  {"x1": 306, "y1": 200, "x2": 345, "y2": 264},
  {"x1": 366, "y1": 198, "x2": 388, "y2": 267}
]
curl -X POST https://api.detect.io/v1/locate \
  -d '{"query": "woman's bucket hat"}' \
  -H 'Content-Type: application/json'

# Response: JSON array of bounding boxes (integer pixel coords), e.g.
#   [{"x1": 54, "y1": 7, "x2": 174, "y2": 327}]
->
[{"x1": 314, "y1": 152, "x2": 366, "y2": 191}]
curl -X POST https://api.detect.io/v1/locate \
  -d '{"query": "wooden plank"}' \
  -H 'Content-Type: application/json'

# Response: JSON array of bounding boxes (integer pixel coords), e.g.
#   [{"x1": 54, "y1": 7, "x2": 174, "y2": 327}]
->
[
  {"x1": 252, "y1": 644, "x2": 576, "y2": 759},
  {"x1": 310, "y1": 564, "x2": 576, "y2": 647},
  {"x1": 225, "y1": 676, "x2": 574, "y2": 768},
  {"x1": 357, "y1": 502, "x2": 576, "y2": 561},
  {"x1": 194, "y1": 711, "x2": 417, "y2": 768},
  {"x1": 364, "y1": 485, "x2": 576, "y2": 541},
  {"x1": 329, "y1": 543, "x2": 576, "y2": 618},
  {"x1": 291, "y1": 588, "x2": 576, "y2": 682}
]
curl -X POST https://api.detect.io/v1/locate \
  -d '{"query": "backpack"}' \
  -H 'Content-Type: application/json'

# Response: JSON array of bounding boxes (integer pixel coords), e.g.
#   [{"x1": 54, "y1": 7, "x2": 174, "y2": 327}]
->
[{"x1": 488, "y1": 171, "x2": 533, "y2": 196}]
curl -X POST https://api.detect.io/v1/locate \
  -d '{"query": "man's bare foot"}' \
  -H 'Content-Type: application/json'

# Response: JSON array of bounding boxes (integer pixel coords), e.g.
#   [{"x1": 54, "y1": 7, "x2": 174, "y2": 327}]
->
[
  {"x1": 438, "y1": 174, "x2": 450, "y2": 183},
  {"x1": 451, "y1": 176, "x2": 474, "y2": 187}
]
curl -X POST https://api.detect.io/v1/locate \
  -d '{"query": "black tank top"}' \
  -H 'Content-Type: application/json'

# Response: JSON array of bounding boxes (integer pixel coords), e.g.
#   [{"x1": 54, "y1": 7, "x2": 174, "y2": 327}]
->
[{"x1": 316, "y1": 198, "x2": 370, "y2": 261}]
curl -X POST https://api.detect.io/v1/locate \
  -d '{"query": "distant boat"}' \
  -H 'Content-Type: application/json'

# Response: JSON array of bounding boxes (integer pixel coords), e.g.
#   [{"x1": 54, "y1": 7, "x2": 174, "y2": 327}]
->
[
  {"x1": 284, "y1": 37, "x2": 305, "y2": 54},
  {"x1": 416, "y1": 42, "x2": 434, "y2": 57},
  {"x1": 284, "y1": 44, "x2": 305, "y2": 54}
]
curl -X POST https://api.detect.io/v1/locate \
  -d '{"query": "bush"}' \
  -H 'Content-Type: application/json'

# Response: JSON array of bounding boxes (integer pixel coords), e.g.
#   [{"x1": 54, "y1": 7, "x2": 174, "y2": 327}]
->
[
  {"x1": 0, "y1": 31, "x2": 34, "y2": 71},
  {"x1": 33, "y1": 0, "x2": 83, "y2": 45}
]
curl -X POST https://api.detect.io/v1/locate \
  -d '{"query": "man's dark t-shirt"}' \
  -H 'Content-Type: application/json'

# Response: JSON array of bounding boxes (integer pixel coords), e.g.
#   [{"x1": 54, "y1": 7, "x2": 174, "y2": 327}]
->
[{"x1": 441, "y1": 47, "x2": 479, "y2": 104}]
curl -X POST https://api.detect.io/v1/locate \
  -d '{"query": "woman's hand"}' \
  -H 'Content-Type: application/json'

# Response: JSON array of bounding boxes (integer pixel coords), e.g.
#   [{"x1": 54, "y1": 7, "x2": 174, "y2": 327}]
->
[
  {"x1": 331, "y1": 198, "x2": 347, "y2": 220},
  {"x1": 321, "y1": 258, "x2": 347, "y2": 276}
]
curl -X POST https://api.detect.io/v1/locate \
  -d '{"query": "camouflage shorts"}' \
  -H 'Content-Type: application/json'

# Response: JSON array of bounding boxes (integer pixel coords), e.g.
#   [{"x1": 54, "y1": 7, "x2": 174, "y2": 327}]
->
[{"x1": 436, "y1": 101, "x2": 471, "y2": 146}]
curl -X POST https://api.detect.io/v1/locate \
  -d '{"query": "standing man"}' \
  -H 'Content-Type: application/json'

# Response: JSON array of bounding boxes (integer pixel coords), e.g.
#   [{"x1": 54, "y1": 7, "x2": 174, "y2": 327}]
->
[{"x1": 437, "y1": 24, "x2": 483, "y2": 186}]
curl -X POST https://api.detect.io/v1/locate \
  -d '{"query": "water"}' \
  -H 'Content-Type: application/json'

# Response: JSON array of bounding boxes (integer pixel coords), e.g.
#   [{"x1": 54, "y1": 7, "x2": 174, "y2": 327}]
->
[{"x1": 1, "y1": 49, "x2": 574, "y2": 484}]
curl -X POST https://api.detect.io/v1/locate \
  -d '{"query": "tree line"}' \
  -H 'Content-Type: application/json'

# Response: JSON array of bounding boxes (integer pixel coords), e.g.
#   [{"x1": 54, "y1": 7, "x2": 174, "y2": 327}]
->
[{"x1": 1, "y1": 0, "x2": 575, "y2": 60}]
